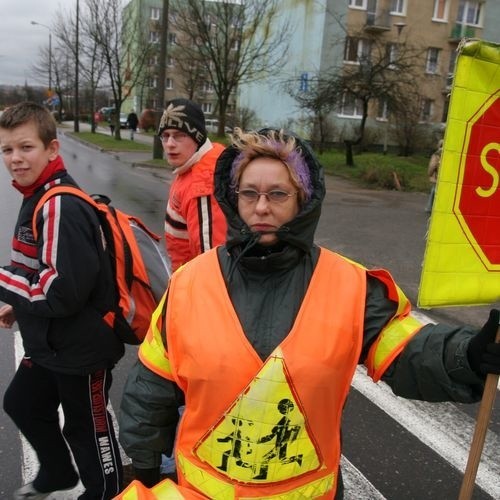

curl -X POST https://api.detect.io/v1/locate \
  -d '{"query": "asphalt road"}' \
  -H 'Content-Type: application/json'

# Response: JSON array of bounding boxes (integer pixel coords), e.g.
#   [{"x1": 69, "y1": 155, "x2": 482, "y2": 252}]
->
[{"x1": 0, "y1": 129, "x2": 497, "y2": 499}]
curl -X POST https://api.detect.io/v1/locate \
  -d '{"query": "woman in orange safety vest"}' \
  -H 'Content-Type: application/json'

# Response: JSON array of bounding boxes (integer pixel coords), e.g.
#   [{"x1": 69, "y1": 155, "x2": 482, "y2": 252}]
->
[{"x1": 117, "y1": 128, "x2": 500, "y2": 499}]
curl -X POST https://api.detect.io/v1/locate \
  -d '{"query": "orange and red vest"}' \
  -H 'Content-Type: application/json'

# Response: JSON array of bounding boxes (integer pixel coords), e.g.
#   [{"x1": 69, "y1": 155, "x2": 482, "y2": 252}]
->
[{"x1": 134, "y1": 248, "x2": 422, "y2": 499}]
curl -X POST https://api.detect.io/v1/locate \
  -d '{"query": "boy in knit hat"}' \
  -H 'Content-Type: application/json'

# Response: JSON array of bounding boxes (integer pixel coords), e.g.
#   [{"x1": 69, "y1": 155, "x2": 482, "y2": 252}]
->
[{"x1": 157, "y1": 98, "x2": 227, "y2": 272}]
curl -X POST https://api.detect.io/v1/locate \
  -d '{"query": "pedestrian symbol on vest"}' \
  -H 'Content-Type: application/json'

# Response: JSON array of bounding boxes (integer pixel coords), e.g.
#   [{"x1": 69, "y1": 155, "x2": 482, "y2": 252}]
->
[
  {"x1": 252, "y1": 398, "x2": 303, "y2": 480},
  {"x1": 195, "y1": 349, "x2": 321, "y2": 483}
]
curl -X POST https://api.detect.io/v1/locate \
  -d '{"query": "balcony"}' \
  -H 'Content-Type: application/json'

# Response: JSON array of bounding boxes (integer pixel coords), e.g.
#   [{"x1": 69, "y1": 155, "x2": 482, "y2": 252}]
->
[
  {"x1": 364, "y1": 9, "x2": 391, "y2": 33},
  {"x1": 449, "y1": 23, "x2": 476, "y2": 42}
]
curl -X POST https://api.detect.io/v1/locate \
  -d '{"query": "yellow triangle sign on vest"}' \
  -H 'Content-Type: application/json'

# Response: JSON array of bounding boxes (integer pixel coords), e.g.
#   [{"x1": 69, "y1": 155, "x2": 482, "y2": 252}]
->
[{"x1": 195, "y1": 348, "x2": 321, "y2": 483}]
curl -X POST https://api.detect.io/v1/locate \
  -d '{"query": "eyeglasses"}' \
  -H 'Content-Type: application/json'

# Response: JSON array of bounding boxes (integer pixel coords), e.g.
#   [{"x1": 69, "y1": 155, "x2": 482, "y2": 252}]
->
[
  {"x1": 160, "y1": 132, "x2": 189, "y2": 143},
  {"x1": 236, "y1": 188, "x2": 297, "y2": 203}
]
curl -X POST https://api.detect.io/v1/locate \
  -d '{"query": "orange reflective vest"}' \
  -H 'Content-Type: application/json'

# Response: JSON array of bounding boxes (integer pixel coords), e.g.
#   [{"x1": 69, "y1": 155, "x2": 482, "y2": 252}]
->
[
  {"x1": 114, "y1": 479, "x2": 205, "y2": 500},
  {"x1": 139, "y1": 248, "x2": 422, "y2": 499}
]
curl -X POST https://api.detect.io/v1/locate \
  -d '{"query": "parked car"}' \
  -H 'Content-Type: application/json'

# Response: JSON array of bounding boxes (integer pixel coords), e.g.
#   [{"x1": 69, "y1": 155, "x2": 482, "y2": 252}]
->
[
  {"x1": 139, "y1": 109, "x2": 157, "y2": 132},
  {"x1": 120, "y1": 113, "x2": 128, "y2": 129},
  {"x1": 205, "y1": 118, "x2": 232, "y2": 134},
  {"x1": 99, "y1": 107, "x2": 114, "y2": 122}
]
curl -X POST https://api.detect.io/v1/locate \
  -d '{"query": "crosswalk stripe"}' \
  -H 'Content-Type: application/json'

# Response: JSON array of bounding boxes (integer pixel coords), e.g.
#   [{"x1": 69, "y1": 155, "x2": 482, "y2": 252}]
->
[{"x1": 340, "y1": 456, "x2": 387, "y2": 500}]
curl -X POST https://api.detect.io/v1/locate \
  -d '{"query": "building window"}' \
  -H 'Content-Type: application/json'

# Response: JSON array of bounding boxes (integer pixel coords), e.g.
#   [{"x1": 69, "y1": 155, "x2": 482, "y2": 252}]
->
[
  {"x1": 149, "y1": 31, "x2": 159, "y2": 44},
  {"x1": 151, "y1": 7, "x2": 160, "y2": 20},
  {"x1": 338, "y1": 93, "x2": 363, "y2": 118},
  {"x1": 420, "y1": 99, "x2": 434, "y2": 122},
  {"x1": 446, "y1": 50, "x2": 458, "y2": 89},
  {"x1": 149, "y1": 77, "x2": 158, "y2": 89},
  {"x1": 168, "y1": 33, "x2": 177, "y2": 45},
  {"x1": 344, "y1": 37, "x2": 370, "y2": 64},
  {"x1": 167, "y1": 56, "x2": 174, "y2": 67},
  {"x1": 390, "y1": 0, "x2": 406, "y2": 15},
  {"x1": 426, "y1": 47, "x2": 440, "y2": 74},
  {"x1": 377, "y1": 99, "x2": 389, "y2": 121},
  {"x1": 202, "y1": 81, "x2": 214, "y2": 93},
  {"x1": 433, "y1": 0, "x2": 449, "y2": 21},
  {"x1": 202, "y1": 102, "x2": 213, "y2": 114},
  {"x1": 386, "y1": 43, "x2": 400, "y2": 69},
  {"x1": 457, "y1": 0, "x2": 483, "y2": 26},
  {"x1": 166, "y1": 78, "x2": 173, "y2": 90},
  {"x1": 148, "y1": 55, "x2": 159, "y2": 66},
  {"x1": 348, "y1": 0, "x2": 367, "y2": 9}
]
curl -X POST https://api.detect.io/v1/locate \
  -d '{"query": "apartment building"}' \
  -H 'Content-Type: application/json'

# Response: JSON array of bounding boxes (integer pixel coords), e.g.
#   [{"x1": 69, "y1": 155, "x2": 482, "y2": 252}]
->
[
  {"x1": 122, "y1": 0, "x2": 499, "y2": 145},
  {"x1": 239, "y1": 0, "x2": 500, "y2": 145},
  {"x1": 122, "y1": 0, "x2": 235, "y2": 120}
]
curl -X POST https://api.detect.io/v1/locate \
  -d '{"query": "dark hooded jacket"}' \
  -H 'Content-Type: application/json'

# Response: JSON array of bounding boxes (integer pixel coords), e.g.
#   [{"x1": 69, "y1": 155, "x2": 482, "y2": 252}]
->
[
  {"x1": 119, "y1": 130, "x2": 484, "y2": 496},
  {"x1": 0, "y1": 158, "x2": 124, "y2": 375}
]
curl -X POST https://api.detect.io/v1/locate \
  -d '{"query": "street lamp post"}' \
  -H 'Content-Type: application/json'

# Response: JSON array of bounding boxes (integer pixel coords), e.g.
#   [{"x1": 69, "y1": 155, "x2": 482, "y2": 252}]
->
[
  {"x1": 30, "y1": 20, "x2": 52, "y2": 92},
  {"x1": 74, "y1": 0, "x2": 80, "y2": 132}
]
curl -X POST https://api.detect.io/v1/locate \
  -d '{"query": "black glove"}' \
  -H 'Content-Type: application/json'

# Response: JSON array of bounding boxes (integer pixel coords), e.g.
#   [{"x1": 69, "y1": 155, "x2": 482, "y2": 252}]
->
[
  {"x1": 133, "y1": 466, "x2": 160, "y2": 487},
  {"x1": 467, "y1": 309, "x2": 500, "y2": 376}
]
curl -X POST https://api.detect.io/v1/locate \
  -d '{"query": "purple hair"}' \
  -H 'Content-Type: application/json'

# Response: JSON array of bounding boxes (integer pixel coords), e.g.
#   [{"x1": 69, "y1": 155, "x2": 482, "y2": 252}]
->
[{"x1": 229, "y1": 132, "x2": 313, "y2": 205}]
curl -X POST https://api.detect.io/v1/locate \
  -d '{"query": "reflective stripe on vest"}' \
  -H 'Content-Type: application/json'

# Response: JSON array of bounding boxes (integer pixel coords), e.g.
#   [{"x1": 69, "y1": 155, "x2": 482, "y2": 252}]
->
[
  {"x1": 365, "y1": 268, "x2": 423, "y2": 381},
  {"x1": 139, "y1": 291, "x2": 174, "y2": 380},
  {"x1": 114, "y1": 478, "x2": 205, "y2": 499}
]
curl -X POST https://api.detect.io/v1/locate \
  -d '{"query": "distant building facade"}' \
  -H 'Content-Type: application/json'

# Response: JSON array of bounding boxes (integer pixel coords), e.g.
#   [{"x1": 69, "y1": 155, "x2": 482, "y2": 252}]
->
[
  {"x1": 239, "y1": 0, "x2": 500, "y2": 147},
  {"x1": 123, "y1": 0, "x2": 500, "y2": 147}
]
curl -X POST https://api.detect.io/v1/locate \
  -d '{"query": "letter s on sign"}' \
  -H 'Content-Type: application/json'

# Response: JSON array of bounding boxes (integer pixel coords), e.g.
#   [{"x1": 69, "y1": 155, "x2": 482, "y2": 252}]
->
[{"x1": 476, "y1": 142, "x2": 500, "y2": 198}]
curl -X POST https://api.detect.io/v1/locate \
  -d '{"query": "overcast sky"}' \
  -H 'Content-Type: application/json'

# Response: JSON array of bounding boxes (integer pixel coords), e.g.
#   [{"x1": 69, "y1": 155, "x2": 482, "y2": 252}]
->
[{"x1": 0, "y1": 0, "x2": 66, "y2": 86}]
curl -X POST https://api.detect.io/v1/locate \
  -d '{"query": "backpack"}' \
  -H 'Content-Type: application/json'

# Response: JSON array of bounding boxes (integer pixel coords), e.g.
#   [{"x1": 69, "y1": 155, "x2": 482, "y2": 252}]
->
[{"x1": 33, "y1": 185, "x2": 170, "y2": 345}]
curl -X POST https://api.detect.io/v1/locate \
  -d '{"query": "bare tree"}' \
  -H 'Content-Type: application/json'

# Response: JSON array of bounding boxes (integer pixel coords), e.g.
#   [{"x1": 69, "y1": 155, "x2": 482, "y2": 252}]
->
[
  {"x1": 84, "y1": 0, "x2": 154, "y2": 139},
  {"x1": 172, "y1": 0, "x2": 291, "y2": 135},
  {"x1": 174, "y1": 59, "x2": 206, "y2": 102},
  {"x1": 50, "y1": 2, "x2": 108, "y2": 131},
  {"x1": 287, "y1": 76, "x2": 340, "y2": 153},
  {"x1": 288, "y1": 27, "x2": 426, "y2": 165},
  {"x1": 390, "y1": 86, "x2": 428, "y2": 156},
  {"x1": 336, "y1": 33, "x2": 425, "y2": 164},
  {"x1": 31, "y1": 34, "x2": 75, "y2": 123}
]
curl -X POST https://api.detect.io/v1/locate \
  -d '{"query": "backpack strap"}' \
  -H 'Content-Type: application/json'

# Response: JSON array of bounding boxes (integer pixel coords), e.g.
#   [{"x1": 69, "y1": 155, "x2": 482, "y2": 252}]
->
[{"x1": 32, "y1": 186, "x2": 99, "y2": 240}]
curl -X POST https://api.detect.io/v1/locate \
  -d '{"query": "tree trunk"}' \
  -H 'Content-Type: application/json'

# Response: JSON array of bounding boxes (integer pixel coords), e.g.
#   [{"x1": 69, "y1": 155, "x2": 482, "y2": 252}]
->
[{"x1": 344, "y1": 140, "x2": 354, "y2": 167}]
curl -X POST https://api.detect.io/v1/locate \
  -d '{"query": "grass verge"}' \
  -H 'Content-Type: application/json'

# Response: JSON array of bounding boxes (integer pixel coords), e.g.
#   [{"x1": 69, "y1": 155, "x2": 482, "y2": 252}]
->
[
  {"x1": 317, "y1": 150, "x2": 430, "y2": 192},
  {"x1": 69, "y1": 129, "x2": 431, "y2": 193},
  {"x1": 69, "y1": 131, "x2": 151, "y2": 152}
]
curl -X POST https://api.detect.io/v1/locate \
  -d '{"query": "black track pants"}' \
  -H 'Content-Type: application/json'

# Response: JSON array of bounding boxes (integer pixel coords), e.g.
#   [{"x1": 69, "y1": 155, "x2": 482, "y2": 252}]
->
[{"x1": 4, "y1": 358, "x2": 123, "y2": 499}]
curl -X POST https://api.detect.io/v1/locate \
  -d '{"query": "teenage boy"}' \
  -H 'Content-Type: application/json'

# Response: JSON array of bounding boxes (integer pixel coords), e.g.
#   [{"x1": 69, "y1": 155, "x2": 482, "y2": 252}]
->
[
  {"x1": 0, "y1": 102, "x2": 124, "y2": 500},
  {"x1": 158, "y1": 98, "x2": 227, "y2": 271}
]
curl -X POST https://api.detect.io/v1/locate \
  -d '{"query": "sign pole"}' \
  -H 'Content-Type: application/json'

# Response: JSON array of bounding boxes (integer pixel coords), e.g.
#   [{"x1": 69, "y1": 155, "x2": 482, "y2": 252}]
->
[{"x1": 458, "y1": 328, "x2": 500, "y2": 500}]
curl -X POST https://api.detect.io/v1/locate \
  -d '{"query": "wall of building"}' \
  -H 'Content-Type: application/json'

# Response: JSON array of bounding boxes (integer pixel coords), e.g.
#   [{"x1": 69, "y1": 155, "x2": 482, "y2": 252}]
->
[
  {"x1": 240, "y1": 0, "x2": 500, "y2": 145},
  {"x1": 238, "y1": 0, "x2": 331, "y2": 134}
]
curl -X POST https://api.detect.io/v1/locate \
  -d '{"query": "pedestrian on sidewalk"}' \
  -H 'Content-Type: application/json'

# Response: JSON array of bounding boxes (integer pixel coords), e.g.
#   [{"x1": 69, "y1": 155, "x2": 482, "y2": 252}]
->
[
  {"x1": 127, "y1": 110, "x2": 139, "y2": 141},
  {"x1": 109, "y1": 109, "x2": 116, "y2": 137},
  {"x1": 156, "y1": 98, "x2": 227, "y2": 272},
  {"x1": 425, "y1": 138, "x2": 443, "y2": 213},
  {"x1": 117, "y1": 128, "x2": 500, "y2": 499},
  {"x1": 0, "y1": 102, "x2": 124, "y2": 499}
]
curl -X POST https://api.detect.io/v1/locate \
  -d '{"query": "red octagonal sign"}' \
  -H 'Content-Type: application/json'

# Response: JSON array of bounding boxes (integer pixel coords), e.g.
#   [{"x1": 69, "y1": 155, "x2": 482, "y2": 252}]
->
[{"x1": 454, "y1": 93, "x2": 500, "y2": 269}]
